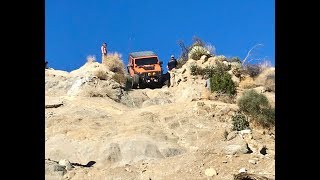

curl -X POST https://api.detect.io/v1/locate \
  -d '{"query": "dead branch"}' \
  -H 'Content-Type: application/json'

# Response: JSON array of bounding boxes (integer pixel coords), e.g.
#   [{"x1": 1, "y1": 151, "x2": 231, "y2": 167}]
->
[{"x1": 242, "y1": 43, "x2": 263, "y2": 65}]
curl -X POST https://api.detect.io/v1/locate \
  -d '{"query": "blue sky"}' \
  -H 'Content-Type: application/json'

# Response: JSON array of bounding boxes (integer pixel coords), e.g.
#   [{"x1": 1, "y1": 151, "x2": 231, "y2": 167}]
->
[{"x1": 45, "y1": 0, "x2": 274, "y2": 72}]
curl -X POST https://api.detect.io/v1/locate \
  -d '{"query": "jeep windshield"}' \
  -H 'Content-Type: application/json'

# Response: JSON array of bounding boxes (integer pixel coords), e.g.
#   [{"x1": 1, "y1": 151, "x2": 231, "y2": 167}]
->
[{"x1": 135, "y1": 57, "x2": 158, "y2": 66}]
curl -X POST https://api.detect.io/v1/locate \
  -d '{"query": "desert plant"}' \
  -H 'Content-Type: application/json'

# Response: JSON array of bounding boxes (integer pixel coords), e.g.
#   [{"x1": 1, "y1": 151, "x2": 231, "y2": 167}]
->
[
  {"x1": 232, "y1": 67, "x2": 243, "y2": 78},
  {"x1": 239, "y1": 76, "x2": 257, "y2": 89},
  {"x1": 205, "y1": 43, "x2": 216, "y2": 55},
  {"x1": 243, "y1": 64, "x2": 261, "y2": 78},
  {"x1": 212, "y1": 92, "x2": 236, "y2": 103},
  {"x1": 189, "y1": 64, "x2": 203, "y2": 76},
  {"x1": 86, "y1": 55, "x2": 96, "y2": 63},
  {"x1": 188, "y1": 45, "x2": 208, "y2": 60},
  {"x1": 237, "y1": 89, "x2": 275, "y2": 128},
  {"x1": 176, "y1": 37, "x2": 215, "y2": 67},
  {"x1": 258, "y1": 60, "x2": 272, "y2": 71},
  {"x1": 232, "y1": 114, "x2": 250, "y2": 131},
  {"x1": 112, "y1": 72, "x2": 126, "y2": 84},
  {"x1": 201, "y1": 62, "x2": 230, "y2": 79},
  {"x1": 209, "y1": 71, "x2": 236, "y2": 96},
  {"x1": 213, "y1": 55, "x2": 228, "y2": 62},
  {"x1": 256, "y1": 107, "x2": 275, "y2": 128},
  {"x1": 215, "y1": 61, "x2": 231, "y2": 72},
  {"x1": 93, "y1": 69, "x2": 108, "y2": 80},
  {"x1": 177, "y1": 40, "x2": 189, "y2": 63},
  {"x1": 103, "y1": 52, "x2": 125, "y2": 72},
  {"x1": 237, "y1": 89, "x2": 269, "y2": 116},
  {"x1": 228, "y1": 57, "x2": 241, "y2": 63},
  {"x1": 264, "y1": 74, "x2": 275, "y2": 92},
  {"x1": 202, "y1": 65, "x2": 216, "y2": 79}
]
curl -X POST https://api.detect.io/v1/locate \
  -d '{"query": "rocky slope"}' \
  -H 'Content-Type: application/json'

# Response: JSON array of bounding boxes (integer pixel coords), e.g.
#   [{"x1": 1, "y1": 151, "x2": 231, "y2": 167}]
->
[{"x1": 45, "y1": 57, "x2": 275, "y2": 180}]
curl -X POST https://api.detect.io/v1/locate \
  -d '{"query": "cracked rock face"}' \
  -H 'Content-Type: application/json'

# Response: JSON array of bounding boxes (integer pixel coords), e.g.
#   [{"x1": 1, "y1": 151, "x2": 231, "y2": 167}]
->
[{"x1": 45, "y1": 61, "x2": 275, "y2": 180}]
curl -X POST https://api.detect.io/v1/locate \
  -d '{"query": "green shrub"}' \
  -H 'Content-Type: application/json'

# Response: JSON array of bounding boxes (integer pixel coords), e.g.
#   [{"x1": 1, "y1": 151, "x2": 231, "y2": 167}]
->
[
  {"x1": 237, "y1": 89, "x2": 275, "y2": 128},
  {"x1": 202, "y1": 62, "x2": 230, "y2": 79},
  {"x1": 202, "y1": 65, "x2": 216, "y2": 79},
  {"x1": 215, "y1": 61, "x2": 231, "y2": 72},
  {"x1": 210, "y1": 71, "x2": 236, "y2": 96},
  {"x1": 237, "y1": 90, "x2": 269, "y2": 116},
  {"x1": 232, "y1": 114, "x2": 250, "y2": 131},
  {"x1": 256, "y1": 107, "x2": 275, "y2": 128},
  {"x1": 190, "y1": 64, "x2": 203, "y2": 76}
]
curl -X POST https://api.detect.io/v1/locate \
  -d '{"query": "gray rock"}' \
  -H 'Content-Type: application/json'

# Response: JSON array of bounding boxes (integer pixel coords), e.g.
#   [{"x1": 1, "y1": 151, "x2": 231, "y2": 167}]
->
[
  {"x1": 45, "y1": 160, "x2": 67, "y2": 177},
  {"x1": 226, "y1": 131, "x2": 238, "y2": 141},
  {"x1": 58, "y1": 159, "x2": 74, "y2": 171},
  {"x1": 223, "y1": 136, "x2": 249, "y2": 155}
]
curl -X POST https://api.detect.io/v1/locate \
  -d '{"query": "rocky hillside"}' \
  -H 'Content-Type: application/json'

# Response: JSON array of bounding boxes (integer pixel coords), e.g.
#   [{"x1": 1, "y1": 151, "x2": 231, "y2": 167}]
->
[{"x1": 45, "y1": 55, "x2": 275, "y2": 180}]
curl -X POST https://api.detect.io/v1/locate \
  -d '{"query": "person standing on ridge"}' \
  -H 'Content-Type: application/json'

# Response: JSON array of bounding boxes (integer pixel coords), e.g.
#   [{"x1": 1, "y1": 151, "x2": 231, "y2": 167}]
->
[
  {"x1": 167, "y1": 55, "x2": 177, "y2": 71},
  {"x1": 166, "y1": 55, "x2": 178, "y2": 87},
  {"x1": 101, "y1": 42, "x2": 108, "y2": 63}
]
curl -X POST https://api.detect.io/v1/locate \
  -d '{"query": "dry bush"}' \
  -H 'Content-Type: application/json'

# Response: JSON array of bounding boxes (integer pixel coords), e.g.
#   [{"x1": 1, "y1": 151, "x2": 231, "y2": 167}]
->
[
  {"x1": 243, "y1": 64, "x2": 262, "y2": 78},
  {"x1": 205, "y1": 44, "x2": 216, "y2": 55},
  {"x1": 93, "y1": 69, "x2": 108, "y2": 80},
  {"x1": 86, "y1": 55, "x2": 96, "y2": 63},
  {"x1": 112, "y1": 72, "x2": 126, "y2": 85},
  {"x1": 103, "y1": 52, "x2": 126, "y2": 74},
  {"x1": 239, "y1": 76, "x2": 257, "y2": 89},
  {"x1": 264, "y1": 74, "x2": 275, "y2": 92},
  {"x1": 254, "y1": 68, "x2": 275, "y2": 92},
  {"x1": 258, "y1": 60, "x2": 272, "y2": 72},
  {"x1": 210, "y1": 92, "x2": 236, "y2": 103}
]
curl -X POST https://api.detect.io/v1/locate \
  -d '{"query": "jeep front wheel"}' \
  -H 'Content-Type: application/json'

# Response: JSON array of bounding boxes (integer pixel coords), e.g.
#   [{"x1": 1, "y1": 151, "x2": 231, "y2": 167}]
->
[{"x1": 132, "y1": 74, "x2": 139, "y2": 89}]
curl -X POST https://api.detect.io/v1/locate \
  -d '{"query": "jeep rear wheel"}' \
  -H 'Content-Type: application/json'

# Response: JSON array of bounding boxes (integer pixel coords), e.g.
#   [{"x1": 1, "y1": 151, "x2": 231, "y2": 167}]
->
[{"x1": 132, "y1": 74, "x2": 139, "y2": 89}]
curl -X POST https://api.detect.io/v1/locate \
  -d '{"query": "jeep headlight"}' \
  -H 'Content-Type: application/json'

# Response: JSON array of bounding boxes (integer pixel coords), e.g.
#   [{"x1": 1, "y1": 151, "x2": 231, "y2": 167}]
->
[
  {"x1": 148, "y1": 72, "x2": 151, "y2": 76},
  {"x1": 152, "y1": 72, "x2": 156, "y2": 76}
]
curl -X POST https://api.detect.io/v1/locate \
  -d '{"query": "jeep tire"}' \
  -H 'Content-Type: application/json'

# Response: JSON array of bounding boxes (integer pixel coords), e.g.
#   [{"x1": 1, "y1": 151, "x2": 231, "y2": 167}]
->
[{"x1": 132, "y1": 74, "x2": 139, "y2": 89}]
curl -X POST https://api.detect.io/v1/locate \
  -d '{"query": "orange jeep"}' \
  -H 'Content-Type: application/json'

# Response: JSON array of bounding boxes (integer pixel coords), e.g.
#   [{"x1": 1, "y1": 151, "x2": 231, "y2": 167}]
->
[{"x1": 127, "y1": 51, "x2": 163, "y2": 89}]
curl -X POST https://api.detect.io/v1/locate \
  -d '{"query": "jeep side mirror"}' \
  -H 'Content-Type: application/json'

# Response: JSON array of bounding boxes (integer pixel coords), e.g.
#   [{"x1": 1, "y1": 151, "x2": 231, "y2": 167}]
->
[{"x1": 159, "y1": 61, "x2": 163, "y2": 65}]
